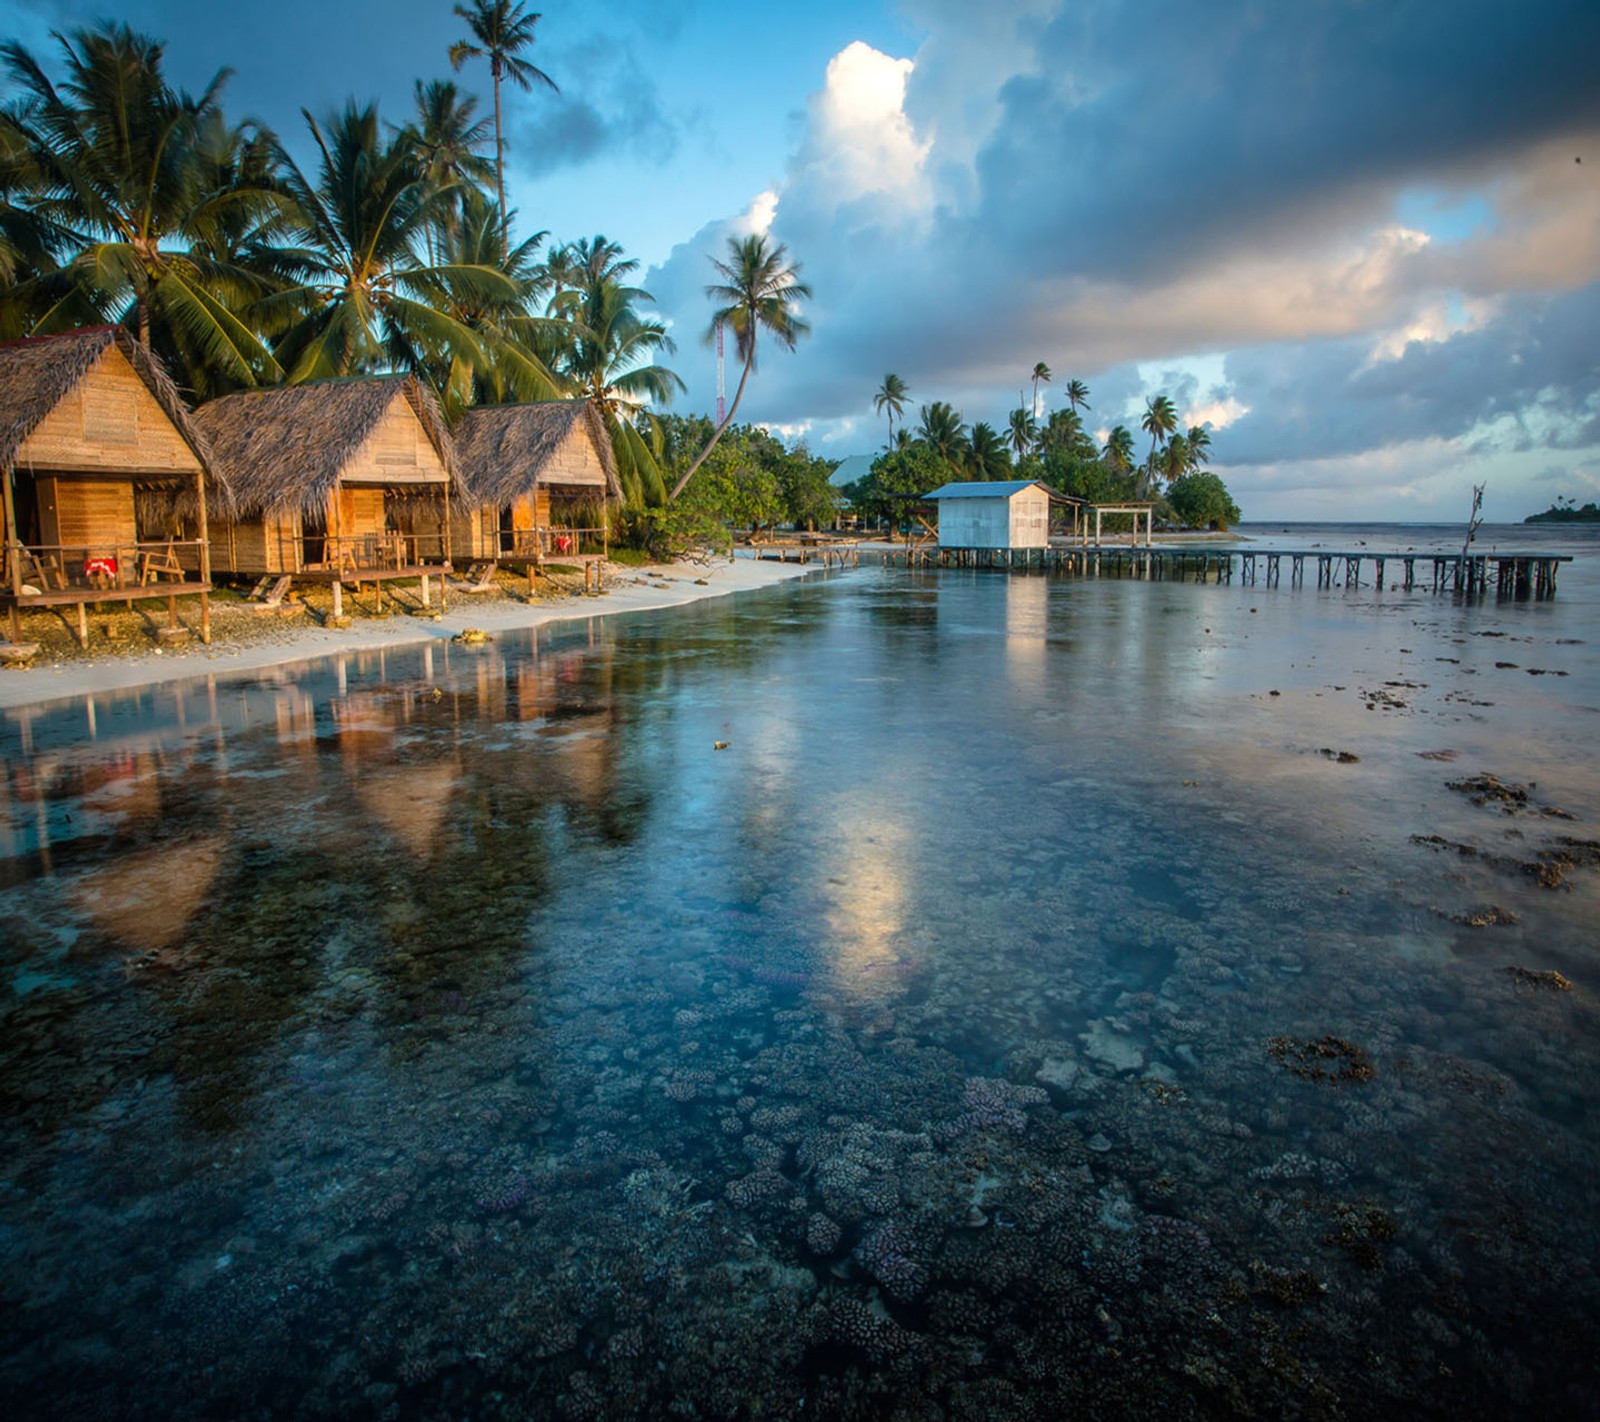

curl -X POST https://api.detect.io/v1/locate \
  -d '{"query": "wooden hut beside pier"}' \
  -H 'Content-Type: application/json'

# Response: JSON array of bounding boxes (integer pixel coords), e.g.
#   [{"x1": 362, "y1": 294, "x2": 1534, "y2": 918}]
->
[
  {"x1": 925, "y1": 480, "x2": 1054, "y2": 549},
  {"x1": 452, "y1": 400, "x2": 619, "y2": 583},
  {"x1": 0, "y1": 326, "x2": 222, "y2": 648},
  {"x1": 196, "y1": 375, "x2": 459, "y2": 614}
]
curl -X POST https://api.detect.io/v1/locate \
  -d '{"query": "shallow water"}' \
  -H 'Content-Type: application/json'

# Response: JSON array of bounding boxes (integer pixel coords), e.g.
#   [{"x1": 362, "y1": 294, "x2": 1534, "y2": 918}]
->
[{"x1": 3, "y1": 524, "x2": 1599, "y2": 1420}]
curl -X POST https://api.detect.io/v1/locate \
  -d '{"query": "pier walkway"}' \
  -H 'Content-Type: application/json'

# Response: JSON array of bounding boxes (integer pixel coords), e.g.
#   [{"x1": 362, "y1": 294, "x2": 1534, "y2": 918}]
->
[{"x1": 877, "y1": 544, "x2": 1571, "y2": 598}]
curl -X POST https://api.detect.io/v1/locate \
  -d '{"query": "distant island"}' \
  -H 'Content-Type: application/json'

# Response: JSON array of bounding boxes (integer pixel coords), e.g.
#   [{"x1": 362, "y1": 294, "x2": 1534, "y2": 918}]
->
[{"x1": 1525, "y1": 500, "x2": 1600, "y2": 523}]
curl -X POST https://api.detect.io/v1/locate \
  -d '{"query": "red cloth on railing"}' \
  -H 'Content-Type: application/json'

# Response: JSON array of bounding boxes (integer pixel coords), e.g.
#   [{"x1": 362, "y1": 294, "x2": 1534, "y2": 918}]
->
[
  {"x1": 84, "y1": 555, "x2": 118, "y2": 579},
  {"x1": 556, "y1": 535, "x2": 573, "y2": 553}
]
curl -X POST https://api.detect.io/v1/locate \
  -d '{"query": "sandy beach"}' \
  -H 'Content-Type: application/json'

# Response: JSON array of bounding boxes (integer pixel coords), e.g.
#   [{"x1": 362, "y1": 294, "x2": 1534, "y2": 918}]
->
[{"x1": 0, "y1": 554, "x2": 818, "y2": 712}]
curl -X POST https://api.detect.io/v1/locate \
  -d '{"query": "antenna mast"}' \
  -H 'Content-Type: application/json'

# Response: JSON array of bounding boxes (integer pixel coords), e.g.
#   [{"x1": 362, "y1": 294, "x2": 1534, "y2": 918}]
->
[{"x1": 715, "y1": 320, "x2": 726, "y2": 426}]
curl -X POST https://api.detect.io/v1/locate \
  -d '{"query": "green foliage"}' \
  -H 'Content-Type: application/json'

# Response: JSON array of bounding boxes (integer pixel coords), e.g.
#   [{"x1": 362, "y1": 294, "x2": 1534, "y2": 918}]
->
[
  {"x1": 847, "y1": 444, "x2": 946, "y2": 526},
  {"x1": 1525, "y1": 498, "x2": 1600, "y2": 523},
  {"x1": 1167, "y1": 471, "x2": 1242, "y2": 530}
]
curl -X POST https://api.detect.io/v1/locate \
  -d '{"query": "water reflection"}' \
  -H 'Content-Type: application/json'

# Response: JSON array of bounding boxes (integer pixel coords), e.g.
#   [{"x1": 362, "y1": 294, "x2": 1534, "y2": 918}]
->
[{"x1": 1, "y1": 567, "x2": 1598, "y2": 1420}]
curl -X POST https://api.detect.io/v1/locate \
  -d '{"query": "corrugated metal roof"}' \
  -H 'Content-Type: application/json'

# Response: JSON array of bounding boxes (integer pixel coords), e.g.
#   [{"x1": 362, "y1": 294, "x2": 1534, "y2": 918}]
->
[{"x1": 924, "y1": 480, "x2": 1050, "y2": 499}]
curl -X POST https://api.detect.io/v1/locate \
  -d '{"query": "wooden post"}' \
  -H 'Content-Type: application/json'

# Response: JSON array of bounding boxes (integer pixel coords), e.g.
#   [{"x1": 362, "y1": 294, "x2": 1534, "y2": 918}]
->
[
  {"x1": 76, "y1": 600, "x2": 88, "y2": 648},
  {"x1": 331, "y1": 580, "x2": 343, "y2": 619},
  {"x1": 2, "y1": 463, "x2": 21, "y2": 603},
  {"x1": 420, "y1": 573, "x2": 431, "y2": 608},
  {"x1": 167, "y1": 595, "x2": 178, "y2": 629}
]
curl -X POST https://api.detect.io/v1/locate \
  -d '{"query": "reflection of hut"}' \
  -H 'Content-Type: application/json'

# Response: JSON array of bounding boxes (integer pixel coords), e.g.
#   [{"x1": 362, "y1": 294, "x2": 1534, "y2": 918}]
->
[
  {"x1": 453, "y1": 401, "x2": 619, "y2": 573},
  {"x1": 0, "y1": 326, "x2": 221, "y2": 646},
  {"x1": 196, "y1": 376, "x2": 460, "y2": 610}
]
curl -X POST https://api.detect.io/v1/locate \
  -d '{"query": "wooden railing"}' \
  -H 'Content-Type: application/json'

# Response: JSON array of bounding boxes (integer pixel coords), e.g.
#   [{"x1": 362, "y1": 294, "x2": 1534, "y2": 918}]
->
[
  {"x1": 5, "y1": 539, "x2": 207, "y2": 596},
  {"x1": 488, "y1": 525, "x2": 607, "y2": 561},
  {"x1": 304, "y1": 532, "x2": 450, "y2": 575}
]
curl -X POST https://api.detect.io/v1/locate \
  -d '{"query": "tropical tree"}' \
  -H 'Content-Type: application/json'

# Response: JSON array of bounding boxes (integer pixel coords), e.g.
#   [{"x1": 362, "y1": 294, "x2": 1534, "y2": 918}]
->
[
  {"x1": 916, "y1": 400, "x2": 967, "y2": 472},
  {"x1": 1008, "y1": 406, "x2": 1038, "y2": 461},
  {"x1": 398, "y1": 79, "x2": 496, "y2": 262},
  {"x1": 552, "y1": 258, "x2": 683, "y2": 506},
  {"x1": 449, "y1": 0, "x2": 557, "y2": 256},
  {"x1": 1167, "y1": 471, "x2": 1241, "y2": 530},
  {"x1": 263, "y1": 102, "x2": 515, "y2": 384},
  {"x1": 874, "y1": 372, "x2": 908, "y2": 446},
  {"x1": 1101, "y1": 425, "x2": 1136, "y2": 475},
  {"x1": 1, "y1": 24, "x2": 282, "y2": 384},
  {"x1": 1041, "y1": 406, "x2": 1086, "y2": 456},
  {"x1": 1030, "y1": 360, "x2": 1051, "y2": 419},
  {"x1": 1141, "y1": 393, "x2": 1179, "y2": 470},
  {"x1": 1186, "y1": 423, "x2": 1212, "y2": 469},
  {"x1": 1159, "y1": 431, "x2": 1191, "y2": 486},
  {"x1": 1064, "y1": 378, "x2": 1090, "y2": 414},
  {"x1": 966, "y1": 421, "x2": 1011, "y2": 481},
  {"x1": 671, "y1": 233, "x2": 810, "y2": 499}
]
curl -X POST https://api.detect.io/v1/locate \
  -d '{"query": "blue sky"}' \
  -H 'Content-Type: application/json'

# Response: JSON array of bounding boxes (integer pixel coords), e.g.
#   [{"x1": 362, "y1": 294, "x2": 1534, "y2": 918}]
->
[{"x1": 4, "y1": 0, "x2": 1599, "y2": 520}]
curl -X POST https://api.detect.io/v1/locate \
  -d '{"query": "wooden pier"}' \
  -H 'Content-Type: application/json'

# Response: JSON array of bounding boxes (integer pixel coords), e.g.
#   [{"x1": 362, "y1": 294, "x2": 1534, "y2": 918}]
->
[
  {"x1": 875, "y1": 544, "x2": 1570, "y2": 598},
  {"x1": 748, "y1": 537, "x2": 862, "y2": 569}
]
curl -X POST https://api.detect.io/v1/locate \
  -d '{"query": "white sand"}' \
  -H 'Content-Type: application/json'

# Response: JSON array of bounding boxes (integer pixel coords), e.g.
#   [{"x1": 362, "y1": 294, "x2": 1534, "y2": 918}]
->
[{"x1": 0, "y1": 555, "x2": 822, "y2": 712}]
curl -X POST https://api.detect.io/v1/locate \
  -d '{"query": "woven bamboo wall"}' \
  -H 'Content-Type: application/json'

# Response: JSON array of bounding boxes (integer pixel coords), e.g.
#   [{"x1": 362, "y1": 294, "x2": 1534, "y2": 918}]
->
[
  {"x1": 343, "y1": 397, "x2": 447, "y2": 486},
  {"x1": 19, "y1": 344, "x2": 201, "y2": 476},
  {"x1": 36, "y1": 476, "x2": 138, "y2": 547}
]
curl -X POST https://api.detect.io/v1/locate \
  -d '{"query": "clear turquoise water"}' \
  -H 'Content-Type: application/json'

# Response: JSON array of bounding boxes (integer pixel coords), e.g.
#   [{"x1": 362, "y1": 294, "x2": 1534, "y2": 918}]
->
[{"x1": 3, "y1": 526, "x2": 1598, "y2": 1419}]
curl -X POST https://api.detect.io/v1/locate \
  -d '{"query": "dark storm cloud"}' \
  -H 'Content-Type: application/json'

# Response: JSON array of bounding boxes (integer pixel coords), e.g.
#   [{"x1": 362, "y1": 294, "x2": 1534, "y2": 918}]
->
[
  {"x1": 967, "y1": 0, "x2": 1600, "y2": 282},
  {"x1": 511, "y1": 37, "x2": 678, "y2": 176}
]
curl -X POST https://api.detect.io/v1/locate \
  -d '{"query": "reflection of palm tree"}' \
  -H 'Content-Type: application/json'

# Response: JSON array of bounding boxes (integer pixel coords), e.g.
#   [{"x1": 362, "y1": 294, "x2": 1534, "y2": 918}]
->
[
  {"x1": 874, "y1": 372, "x2": 908, "y2": 446},
  {"x1": 671, "y1": 233, "x2": 810, "y2": 499},
  {"x1": 449, "y1": 0, "x2": 558, "y2": 257},
  {"x1": 1030, "y1": 360, "x2": 1051, "y2": 419}
]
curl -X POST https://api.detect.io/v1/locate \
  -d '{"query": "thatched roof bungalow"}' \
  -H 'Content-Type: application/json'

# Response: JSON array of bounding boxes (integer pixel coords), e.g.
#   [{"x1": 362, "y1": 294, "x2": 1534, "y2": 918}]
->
[
  {"x1": 196, "y1": 375, "x2": 461, "y2": 583},
  {"x1": 0, "y1": 326, "x2": 223, "y2": 645},
  {"x1": 453, "y1": 400, "x2": 619, "y2": 566}
]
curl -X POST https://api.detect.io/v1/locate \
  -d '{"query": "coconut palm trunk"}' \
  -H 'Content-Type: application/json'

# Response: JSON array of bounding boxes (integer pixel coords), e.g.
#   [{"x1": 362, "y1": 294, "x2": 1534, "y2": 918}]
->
[{"x1": 670, "y1": 345, "x2": 751, "y2": 499}]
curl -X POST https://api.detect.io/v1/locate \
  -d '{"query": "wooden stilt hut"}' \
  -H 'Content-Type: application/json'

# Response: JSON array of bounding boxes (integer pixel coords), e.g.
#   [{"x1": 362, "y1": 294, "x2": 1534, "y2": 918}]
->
[
  {"x1": 196, "y1": 375, "x2": 460, "y2": 615},
  {"x1": 452, "y1": 401, "x2": 620, "y2": 586},
  {"x1": 0, "y1": 326, "x2": 224, "y2": 648}
]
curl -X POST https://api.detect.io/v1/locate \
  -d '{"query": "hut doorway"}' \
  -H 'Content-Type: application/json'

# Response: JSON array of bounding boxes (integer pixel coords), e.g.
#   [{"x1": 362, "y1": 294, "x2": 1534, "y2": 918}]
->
[
  {"x1": 302, "y1": 508, "x2": 326, "y2": 568},
  {"x1": 10, "y1": 475, "x2": 40, "y2": 546}
]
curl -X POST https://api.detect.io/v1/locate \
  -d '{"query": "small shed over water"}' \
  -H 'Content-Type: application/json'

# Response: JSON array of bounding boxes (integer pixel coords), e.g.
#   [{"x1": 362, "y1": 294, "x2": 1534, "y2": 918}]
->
[
  {"x1": 453, "y1": 399, "x2": 619, "y2": 567},
  {"x1": 925, "y1": 480, "x2": 1053, "y2": 549}
]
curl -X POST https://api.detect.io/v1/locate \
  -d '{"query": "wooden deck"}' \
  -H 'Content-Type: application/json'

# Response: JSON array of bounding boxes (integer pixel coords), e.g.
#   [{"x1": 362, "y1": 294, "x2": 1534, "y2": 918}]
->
[
  {"x1": 877, "y1": 545, "x2": 1573, "y2": 598},
  {"x1": 748, "y1": 537, "x2": 861, "y2": 568}
]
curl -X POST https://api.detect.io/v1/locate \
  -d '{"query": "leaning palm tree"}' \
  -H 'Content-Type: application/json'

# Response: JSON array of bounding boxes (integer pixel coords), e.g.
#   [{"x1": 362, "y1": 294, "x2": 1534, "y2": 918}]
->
[
  {"x1": 1030, "y1": 361, "x2": 1052, "y2": 419},
  {"x1": 874, "y1": 372, "x2": 908, "y2": 446},
  {"x1": 1141, "y1": 393, "x2": 1179, "y2": 471},
  {"x1": 449, "y1": 0, "x2": 557, "y2": 256},
  {"x1": 1008, "y1": 406, "x2": 1038, "y2": 461},
  {"x1": 671, "y1": 232, "x2": 811, "y2": 499},
  {"x1": 263, "y1": 102, "x2": 517, "y2": 384},
  {"x1": 1, "y1": 24, "x2": 281, "y2": 385}
]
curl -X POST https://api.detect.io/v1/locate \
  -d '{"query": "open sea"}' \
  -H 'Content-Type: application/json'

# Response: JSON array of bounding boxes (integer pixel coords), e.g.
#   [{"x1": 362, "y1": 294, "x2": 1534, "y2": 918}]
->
[{"x1": 2, "y1": 522, "x2": 1598, "y2": 1419}]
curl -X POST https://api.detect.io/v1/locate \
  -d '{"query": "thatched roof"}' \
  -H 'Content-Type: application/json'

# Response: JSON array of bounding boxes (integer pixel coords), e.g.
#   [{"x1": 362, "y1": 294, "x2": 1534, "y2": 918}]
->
[
  {"x1": 453, "y1": 399, "x2": 621, "y2": 509},
  {"x1": 194, "y1": 375, "x2": 459, "y2": 518},
  {"x1": 0, "y1": 326, "x2": 221, "y2": 493}
]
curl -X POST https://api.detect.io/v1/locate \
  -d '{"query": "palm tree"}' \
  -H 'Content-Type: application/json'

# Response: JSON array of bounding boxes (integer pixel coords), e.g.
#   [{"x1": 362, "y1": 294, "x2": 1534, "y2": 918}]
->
[
  {"x1": 1030, "y1": 360, "x2": 1051, "y2": 419},
  {"x1": 1065, "y1": 378, "x2": 1090, "y2": 414},
  {"x1": 553, "y1": 263, "x2": 683, "y2": 506},
  {"x1": 1041, "y1": 407, "x2": 1085, "y2": 455},
  {"x1": 874, "y1": 372, "x2": 908, "y2": 446},
  {"x1": 1186, "y1": 423, "x2": 1212, "y2": 469},
  {"x1": 449, "y1": 1, "x2": 557, "y2": 257},
  {"x1": 1008, "y1": 406, "x2": 1038, "y2": 461},
  {"x1": 1160, "y1": 432, "x2": 1191, "y2": 486},
  {"x1": 1141, "y1": 393, "x2": 1179, "y2": 471},
  {"x1": 671, "y1": 233, "x2": 810, "y2": 499},
  {"x1": 263, "y1": 102, "x2": 516, "y2": 384},
  {"x1": 1102, "y1": 425, "x2": 1135, "y2": 475},
  {"x1": 398, "y1": 79, "x2": 496, "y2": 263},
  {"x1": 917, "y1": 401, "x2": 968, "y2": 471},
  {"x1": 966, "y1": 421, "x2": 1011, "y2": 481},
  {"x1": 1, "y1": 24, "x2": 281, "y2": 384}
]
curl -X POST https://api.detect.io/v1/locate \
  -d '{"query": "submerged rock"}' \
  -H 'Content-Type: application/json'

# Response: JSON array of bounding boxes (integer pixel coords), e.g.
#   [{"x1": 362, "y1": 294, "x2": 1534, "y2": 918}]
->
[{"x1": 1081, "y1": 1019, "x2": 1145, "y2": 1074}]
